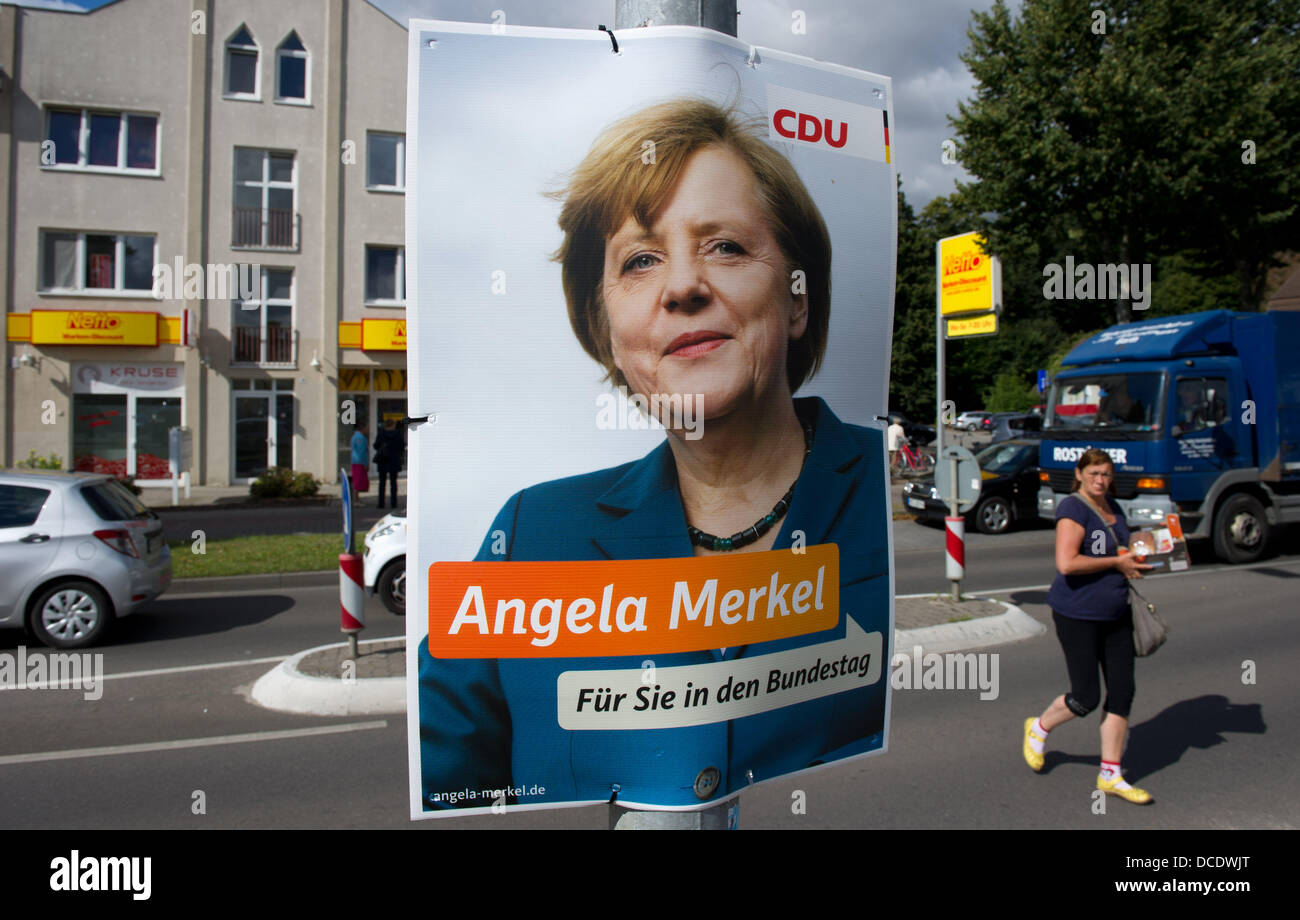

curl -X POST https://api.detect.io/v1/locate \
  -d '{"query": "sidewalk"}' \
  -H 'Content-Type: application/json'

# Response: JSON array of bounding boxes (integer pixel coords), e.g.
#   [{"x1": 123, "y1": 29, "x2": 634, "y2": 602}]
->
[{"x1": 141, "y1": 479, "x2": 356, "y2": 510}]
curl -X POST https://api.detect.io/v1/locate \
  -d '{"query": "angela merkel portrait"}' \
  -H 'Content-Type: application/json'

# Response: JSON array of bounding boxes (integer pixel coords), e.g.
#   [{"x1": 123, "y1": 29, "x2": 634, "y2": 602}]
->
[{"x1": 418, "y1": 97, "x2": 891, "y2": 811}]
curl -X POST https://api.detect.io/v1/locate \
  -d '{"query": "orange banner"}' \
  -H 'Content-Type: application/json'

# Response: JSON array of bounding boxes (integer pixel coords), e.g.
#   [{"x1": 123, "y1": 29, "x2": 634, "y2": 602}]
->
[{"x1": 428, "y1": 544, "x2": 840, "y2": 658}]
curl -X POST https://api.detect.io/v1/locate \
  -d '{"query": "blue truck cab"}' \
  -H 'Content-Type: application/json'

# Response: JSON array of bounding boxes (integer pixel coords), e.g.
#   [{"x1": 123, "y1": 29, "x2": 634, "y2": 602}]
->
[{"x1": 1037, "y1": 309, "x2": 1300, "y2": 563}]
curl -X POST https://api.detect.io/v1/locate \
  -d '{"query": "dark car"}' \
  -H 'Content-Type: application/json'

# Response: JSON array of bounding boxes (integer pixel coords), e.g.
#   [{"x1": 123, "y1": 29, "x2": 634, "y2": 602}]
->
[
  {"x1": 901, "y1": 439, "x2": 1041, "y2": 534},
  {"x1": 888, "y1": 412, "x2": 936, "y2": 446},
  {"x1": 989, "y1": 412, "x2": 1042, "y2": 444}
]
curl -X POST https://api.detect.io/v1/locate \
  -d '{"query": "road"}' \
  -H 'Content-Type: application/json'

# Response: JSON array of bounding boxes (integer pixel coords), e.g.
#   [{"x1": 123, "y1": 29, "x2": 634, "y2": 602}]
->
[{"x1": 1, "y1": 520, "x2": 1296, "y2": 830}]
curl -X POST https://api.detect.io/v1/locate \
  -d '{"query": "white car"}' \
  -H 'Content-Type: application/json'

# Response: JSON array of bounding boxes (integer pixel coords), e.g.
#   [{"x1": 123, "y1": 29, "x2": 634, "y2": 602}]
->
[
  {"x1": 363, "y1": 509, "x2": 406, "y2": 615},
  {"x1": 952, "y1": 411, "x2": 993, "y2": 432}
]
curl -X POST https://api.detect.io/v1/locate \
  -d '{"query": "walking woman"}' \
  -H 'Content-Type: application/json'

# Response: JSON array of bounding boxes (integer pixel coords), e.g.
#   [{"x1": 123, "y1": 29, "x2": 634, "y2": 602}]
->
[{"x1": 1023, "y1": 448, "x2": 1155, "y2": 803}]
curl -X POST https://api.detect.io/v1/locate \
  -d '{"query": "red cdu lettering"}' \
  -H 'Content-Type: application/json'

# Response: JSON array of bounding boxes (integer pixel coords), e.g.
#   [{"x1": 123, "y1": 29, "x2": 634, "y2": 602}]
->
[
  {"x1": 824, "y1": 120, "x2": 848, "y2": 148},
  {"x1": 797, "y1": 112, "x2": 822, "y2": 143},
  {"x1": 773, "y1": 109, "x2": 797, "y2": 139}
]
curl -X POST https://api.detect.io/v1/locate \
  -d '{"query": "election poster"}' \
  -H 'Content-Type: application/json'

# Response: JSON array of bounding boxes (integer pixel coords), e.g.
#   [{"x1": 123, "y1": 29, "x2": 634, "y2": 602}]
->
[{"x1": 404, "y1": 20, "x2": 898, "y2": 818}]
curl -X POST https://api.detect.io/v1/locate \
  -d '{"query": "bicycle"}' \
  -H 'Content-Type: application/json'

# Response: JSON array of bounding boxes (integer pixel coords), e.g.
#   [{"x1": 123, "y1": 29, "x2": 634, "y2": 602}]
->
[{"x1": 891, "y1": 437, "x2": 936, "y2": 476}]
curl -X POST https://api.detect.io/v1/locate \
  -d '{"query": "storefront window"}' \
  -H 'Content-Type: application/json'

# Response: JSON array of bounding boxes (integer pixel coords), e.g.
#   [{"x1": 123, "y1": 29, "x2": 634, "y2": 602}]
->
[
  {"x1": 72, "y1": 363, "x2": 185, "y2": 483},
  {"x1": 73, "y1": 394, "x2": 128, "y2": 477},
  {"x1": 339, "y1": 369, "x2": 370, "y2": 391},
  {"x1": 374, "y1": 369, "x2": 406, "y2": 391},
  {"x1": 336, "y1": 369, "x2": 407, "y2": 477}
]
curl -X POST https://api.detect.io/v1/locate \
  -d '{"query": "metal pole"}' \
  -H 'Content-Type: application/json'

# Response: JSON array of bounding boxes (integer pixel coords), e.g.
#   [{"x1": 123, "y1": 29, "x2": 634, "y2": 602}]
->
[
  {"x1": 934, "y1": 239, "x2": 944, "y2": 474},
  {"x1": 948, "y1": 453, "x2": 960, "y2": 600},
  {"x1": 615, "y1": 0, "x2": 737, "y2": 35},
  {"x1": 935, "y1": 240, "x2": 950, "y2": 597},
  {"x1": 612, "y1": 0, "x2": 738, "y2": 831}
]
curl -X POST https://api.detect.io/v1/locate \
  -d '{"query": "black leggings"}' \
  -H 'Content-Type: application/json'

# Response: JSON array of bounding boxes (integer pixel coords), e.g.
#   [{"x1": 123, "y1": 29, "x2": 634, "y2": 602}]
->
[{"x1": 1052, "y1": 610, "x2": 1135, "y2": 719}]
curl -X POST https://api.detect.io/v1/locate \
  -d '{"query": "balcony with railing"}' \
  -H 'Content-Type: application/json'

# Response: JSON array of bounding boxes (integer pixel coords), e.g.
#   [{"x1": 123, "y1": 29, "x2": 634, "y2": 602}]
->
[
  {"x1": 232, "y1": 206, "x2": 300, "y2": 251},
  {"x1": 232, "y1": 326, "x2": 297, "y2": 366}
]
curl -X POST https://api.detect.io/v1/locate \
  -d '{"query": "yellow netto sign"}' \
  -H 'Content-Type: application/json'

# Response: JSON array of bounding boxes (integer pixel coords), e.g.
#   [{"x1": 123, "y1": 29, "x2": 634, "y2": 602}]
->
[
  {"x1": 361, "y1": 319, "x2": 407, "y2": 351},
  {"x1": 30, "y1": 310, "x2": 159, "y2": 347},
  {"x1": 945, "y1": 312, "x2": 998, "y2": 339},
  {"x1": 938, "y1": 232, "x2": 998, "y2": 316}
]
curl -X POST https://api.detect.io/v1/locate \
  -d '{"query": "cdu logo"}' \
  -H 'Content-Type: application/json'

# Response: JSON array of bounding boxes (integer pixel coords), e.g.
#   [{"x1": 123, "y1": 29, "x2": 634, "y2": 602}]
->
[
  {"x1": 772, "y1": 108, "x2": 848, "y2": 148},
  {"x1": 765, "y1": 84, "x2": 888, "y2": 162}
]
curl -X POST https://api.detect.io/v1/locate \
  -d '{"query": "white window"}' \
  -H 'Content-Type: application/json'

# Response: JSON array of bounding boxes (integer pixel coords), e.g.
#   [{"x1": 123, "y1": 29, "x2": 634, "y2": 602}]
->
[
  {"x1": 40, "y1": 231, "x2": 156, "y2": 295},
  {"x1": 232, "y1": 268, "x2": 295, "y2": 365},
  {"x1": 275, "y1": 31, "x2": 310, "y2": 103},
  {"x1": 365, "y1": 246, "x2": 405, "y2": 305},
  {"x1": 43, "y1": 108, "x2": 159, "y2": 173},
  {"x1": 225, "y1": 25, "x2": 260, "y2": 99},
  {"x1": 233, "y1": 148, "x2": 297, "y2": 249},
  {"x1": 366, "y1": 132, "x2": 405, "y2": 191}
]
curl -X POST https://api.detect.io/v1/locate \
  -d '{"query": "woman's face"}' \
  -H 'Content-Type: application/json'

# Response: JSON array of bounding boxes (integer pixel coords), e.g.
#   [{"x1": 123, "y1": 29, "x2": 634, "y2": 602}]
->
[
  {"x1": 1076, "y1": 461, "x2": 1114, "y2": 501},
  {"x1": 599, "y1": 145, "x2": 807, "y2": 422}
]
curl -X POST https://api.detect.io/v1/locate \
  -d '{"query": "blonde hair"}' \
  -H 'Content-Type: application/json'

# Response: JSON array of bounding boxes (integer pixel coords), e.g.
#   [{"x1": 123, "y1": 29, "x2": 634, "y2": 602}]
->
[{"x1": 551, "y1": 97, "x2": 831, "y2": 393}]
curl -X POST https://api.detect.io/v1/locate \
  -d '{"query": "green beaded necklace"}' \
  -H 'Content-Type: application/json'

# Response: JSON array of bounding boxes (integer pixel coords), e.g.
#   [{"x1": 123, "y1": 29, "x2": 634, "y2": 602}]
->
[{"x1": 686, "y1": 419, "x2": 814, "y2": 552}]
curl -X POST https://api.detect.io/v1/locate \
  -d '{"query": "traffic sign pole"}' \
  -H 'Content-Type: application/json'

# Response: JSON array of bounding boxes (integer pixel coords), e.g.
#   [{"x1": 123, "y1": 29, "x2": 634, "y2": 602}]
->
[
  {"x1": 948, "y1": 453, "x2": 961, "y2": 599},
  {"x1": 936, "y1": 231, "x2": 1000, "y2": 602}
]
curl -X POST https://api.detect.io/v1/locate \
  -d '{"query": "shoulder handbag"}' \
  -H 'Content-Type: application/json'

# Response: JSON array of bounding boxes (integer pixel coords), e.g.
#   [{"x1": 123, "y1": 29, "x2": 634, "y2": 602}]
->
[
  {"x1": 1127, "y1": 582, "x2": 1168, "y2": 657},
  {"x1": 1070, "y1": 493, "x2": 1170, "y2": 656}
]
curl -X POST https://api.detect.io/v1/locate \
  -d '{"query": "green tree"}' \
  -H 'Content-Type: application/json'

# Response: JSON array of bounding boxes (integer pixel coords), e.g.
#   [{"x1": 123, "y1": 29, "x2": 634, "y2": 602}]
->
[
  {"x1": 982, "y1": 372, "x2": 1040, "y2": 412},
  {"x1": 950, "y1": 0, "x2": 1300, "y2": 321},
  {"x1": 889, "y1": 184, "x2": 938, "y2": 420}
]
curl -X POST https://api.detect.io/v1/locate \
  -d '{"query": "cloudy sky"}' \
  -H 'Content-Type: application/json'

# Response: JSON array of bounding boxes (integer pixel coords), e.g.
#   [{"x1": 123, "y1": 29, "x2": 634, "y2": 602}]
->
[{"x1": 11, "y1": 0, "x2": 1020, "y2": 206}]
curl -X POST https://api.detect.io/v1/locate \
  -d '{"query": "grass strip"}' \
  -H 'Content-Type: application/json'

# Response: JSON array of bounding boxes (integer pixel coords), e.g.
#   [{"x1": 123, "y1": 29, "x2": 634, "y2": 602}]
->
[{"x1": 168, "y1": 531, "x2": 370, "y2": 579}]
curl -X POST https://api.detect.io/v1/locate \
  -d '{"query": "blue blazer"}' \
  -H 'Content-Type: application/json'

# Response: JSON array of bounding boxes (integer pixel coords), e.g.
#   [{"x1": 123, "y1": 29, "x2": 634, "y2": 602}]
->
[{"x1": 418, "y1": 397, "x2": 891, "y2": 810}]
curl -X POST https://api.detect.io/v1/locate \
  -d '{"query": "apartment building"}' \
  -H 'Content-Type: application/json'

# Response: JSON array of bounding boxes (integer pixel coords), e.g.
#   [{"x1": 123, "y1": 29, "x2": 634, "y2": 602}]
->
[{"x1": 1, "y1": 0, "x2": 410, "y2": 487}]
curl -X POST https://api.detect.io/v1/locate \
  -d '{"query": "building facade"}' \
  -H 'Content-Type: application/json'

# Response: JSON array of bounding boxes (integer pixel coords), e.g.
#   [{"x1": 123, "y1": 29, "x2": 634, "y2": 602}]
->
[{"x1": 1, "y1": 0, "x2": 409, "y2": 487}]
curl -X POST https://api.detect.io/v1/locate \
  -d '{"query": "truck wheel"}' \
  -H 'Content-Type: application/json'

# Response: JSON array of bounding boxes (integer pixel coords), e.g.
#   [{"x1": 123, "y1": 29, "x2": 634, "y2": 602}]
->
[
  {"x1": 377, "y1": 558, "x2": 406, "y2": 615},
  {"x1": 974, "y1": 496, "x2": 1012, "y2": 534},
  {"x1": 1212, "y1": 493, "x2": 1270, "y2": 564}
]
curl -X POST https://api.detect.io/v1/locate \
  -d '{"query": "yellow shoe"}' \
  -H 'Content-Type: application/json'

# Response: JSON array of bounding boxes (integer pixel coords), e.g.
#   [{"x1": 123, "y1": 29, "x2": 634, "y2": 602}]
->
[
  {"x1": 1097, "y1": 773, "x2": 1153, "y2": 804},
  {"x1": 1023, "y1": 718, "x2": 1045, "y2": 772}
]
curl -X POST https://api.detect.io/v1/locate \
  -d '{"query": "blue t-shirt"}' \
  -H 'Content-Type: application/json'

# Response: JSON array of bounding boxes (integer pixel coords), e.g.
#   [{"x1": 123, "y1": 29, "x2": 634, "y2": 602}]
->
[
  {"x1": 350, "y1": 430, "x2": 369, "y2": 465},
  {"x1": 1046, "y1": 493, "x2": 1130, "y2": 621}
]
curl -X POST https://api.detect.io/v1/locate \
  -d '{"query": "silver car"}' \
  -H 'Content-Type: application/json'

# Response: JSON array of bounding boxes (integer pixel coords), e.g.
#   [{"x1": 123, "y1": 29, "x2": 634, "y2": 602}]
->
[{"x1": 0, "y1": 470, "x2": 172, "y2": 648}]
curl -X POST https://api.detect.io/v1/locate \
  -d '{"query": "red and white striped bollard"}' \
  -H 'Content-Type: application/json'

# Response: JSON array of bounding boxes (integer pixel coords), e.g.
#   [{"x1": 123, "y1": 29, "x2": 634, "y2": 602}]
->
[
  {"x1": 340, "y1": 552, "x2": 365, "y2": 657},
  {"x1": 945, "y1": 516, "x2": 965, "y2": 601}
]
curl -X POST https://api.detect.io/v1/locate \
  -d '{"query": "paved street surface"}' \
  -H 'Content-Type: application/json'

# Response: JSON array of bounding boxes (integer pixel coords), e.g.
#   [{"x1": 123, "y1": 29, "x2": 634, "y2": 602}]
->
[{"x1": 2, "y1": 515, "x2": 1296, "y2": 829}]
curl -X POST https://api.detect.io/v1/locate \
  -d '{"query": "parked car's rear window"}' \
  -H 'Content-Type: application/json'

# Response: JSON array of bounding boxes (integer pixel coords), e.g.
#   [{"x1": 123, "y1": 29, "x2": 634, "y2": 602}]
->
[
  {"x1": 80, "y1": 480, "x2": 152, "y2": 522},
  {"x1": 0, "y1": 485, "x2": 51, "y2": 528}
]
